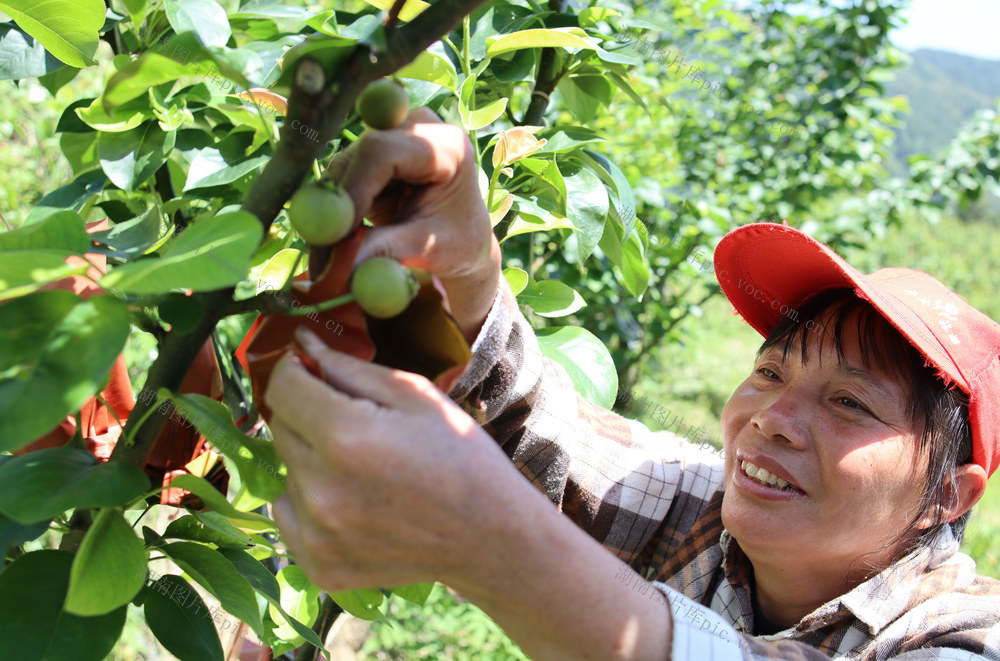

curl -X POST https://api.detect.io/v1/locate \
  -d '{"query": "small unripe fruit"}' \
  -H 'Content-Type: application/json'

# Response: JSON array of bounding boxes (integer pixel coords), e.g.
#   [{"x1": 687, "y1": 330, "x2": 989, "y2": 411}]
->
[
  {"x1": 356, "y1": 78, "x2": 409, "y2": 130},
  {"x1": 287, "y1": 183, "x2": 355, "y2": 246},
  {"x1": 351, "y1": 257, "x2": 419, "y2": 319}
]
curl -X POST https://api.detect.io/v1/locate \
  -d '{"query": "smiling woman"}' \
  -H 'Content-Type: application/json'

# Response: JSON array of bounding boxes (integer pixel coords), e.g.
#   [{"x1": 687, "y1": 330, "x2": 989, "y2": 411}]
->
[{"x1": 264, "y1": 121, "x2": 1000, "y2": 661}]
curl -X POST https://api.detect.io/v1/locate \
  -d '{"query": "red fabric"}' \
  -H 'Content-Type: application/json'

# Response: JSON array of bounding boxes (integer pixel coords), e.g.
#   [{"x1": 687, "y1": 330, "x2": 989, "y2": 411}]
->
[
  {"x1": 236, "y1": 228, "x2": 375, "y2": 421},
  {"x1": 145, "y1": 338, "x2": 230, "y2": 505},
  {"x1": 714, "y1": 222, "x2": 1000, "y2": 477}
]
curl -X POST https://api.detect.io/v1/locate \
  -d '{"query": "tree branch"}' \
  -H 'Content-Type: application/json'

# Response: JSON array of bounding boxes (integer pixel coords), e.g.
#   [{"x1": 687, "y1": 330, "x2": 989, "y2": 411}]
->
[
  {"x1": 520, "y1": 0, "x2": 568, "y2": 126},
  {"x1": 111, "y1": 0, "x2": 490, "y2": 471}
]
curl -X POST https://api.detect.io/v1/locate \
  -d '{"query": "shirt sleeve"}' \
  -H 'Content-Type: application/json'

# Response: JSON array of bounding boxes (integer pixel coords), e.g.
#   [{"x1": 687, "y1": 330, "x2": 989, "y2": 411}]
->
[{"x1": 448, "y1": 277, "x2": 726, "y2": 562}]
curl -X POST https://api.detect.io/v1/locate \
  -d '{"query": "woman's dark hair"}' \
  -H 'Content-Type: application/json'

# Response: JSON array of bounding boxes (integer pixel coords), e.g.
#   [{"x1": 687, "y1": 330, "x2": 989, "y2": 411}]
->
[{"x1": 757, "y1": 287, "x2": 974, "y2": 563}]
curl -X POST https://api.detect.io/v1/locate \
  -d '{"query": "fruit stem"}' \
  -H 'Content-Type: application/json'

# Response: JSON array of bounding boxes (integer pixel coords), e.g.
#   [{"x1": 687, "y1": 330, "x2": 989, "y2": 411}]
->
[{"x1": 286, "y1": 292, "x2": 356, "y2": 316}]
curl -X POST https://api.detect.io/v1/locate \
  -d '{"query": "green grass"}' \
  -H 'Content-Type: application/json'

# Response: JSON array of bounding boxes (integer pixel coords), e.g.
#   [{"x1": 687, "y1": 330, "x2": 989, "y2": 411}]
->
[{"x1": 361, "y1": 585, "x2": 529, "y2": 660}]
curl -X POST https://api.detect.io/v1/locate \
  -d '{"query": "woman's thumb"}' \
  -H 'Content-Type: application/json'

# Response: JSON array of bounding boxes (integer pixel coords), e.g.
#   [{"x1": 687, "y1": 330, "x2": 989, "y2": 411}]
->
[{"x1": 353, "y1": 222, "x2": 430, "y2": 272}]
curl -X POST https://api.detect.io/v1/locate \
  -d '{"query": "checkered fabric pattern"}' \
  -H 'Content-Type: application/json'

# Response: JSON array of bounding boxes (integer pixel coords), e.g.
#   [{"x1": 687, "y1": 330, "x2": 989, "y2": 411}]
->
[{"x1": 448, "y1": 280, "x2": 1000, "y2": 660}]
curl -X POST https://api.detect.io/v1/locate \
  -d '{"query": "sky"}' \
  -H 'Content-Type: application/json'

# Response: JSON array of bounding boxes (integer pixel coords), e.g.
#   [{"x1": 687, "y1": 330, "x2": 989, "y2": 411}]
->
[{"x1": 889, "y1": 0, "x2": 1000, "y2": 61}]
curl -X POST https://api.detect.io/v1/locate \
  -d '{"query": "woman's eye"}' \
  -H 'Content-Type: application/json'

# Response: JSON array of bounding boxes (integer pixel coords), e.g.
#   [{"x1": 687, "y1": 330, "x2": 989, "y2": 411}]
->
[{"x1": 836, "y1": 396, "x2": 870, "y2": 414}]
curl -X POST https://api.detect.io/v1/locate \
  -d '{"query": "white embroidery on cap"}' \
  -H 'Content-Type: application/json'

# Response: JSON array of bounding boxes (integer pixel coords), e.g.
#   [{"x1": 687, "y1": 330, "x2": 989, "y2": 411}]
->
[{"x1": 900, "y1": 290, "x2": 962, "y2": 346}]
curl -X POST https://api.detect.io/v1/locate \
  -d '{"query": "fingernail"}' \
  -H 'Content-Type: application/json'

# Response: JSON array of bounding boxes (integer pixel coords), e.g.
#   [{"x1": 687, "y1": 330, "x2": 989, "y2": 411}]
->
[{"x1": 294, "y1": 325, "x2": 323, "y2": 352}]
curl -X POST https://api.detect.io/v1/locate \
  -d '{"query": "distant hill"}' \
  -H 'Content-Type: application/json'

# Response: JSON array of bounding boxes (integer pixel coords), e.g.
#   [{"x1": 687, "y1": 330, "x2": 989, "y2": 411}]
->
[{"x1": 884, "y1": 48, "x2": 1000, "y2": 175}]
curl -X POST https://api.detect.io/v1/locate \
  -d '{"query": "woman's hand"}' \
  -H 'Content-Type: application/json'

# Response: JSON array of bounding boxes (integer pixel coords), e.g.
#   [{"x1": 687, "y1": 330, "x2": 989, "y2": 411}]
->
[
  {"x1": 328, "y1": 108, "x2": 501, "y2": 344},
  {"x1": 266, "y1": 327, "x2": 672, "y2": 660},
  {"x1": 265, "y1": 326, "x2": 518, "y2": 590}
]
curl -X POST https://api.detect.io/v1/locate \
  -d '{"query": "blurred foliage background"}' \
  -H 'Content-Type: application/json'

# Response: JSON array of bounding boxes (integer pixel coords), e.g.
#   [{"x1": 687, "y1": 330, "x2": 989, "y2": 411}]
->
[{"x1": 2, "y1": 0, "x2": 998, "y2": 657}]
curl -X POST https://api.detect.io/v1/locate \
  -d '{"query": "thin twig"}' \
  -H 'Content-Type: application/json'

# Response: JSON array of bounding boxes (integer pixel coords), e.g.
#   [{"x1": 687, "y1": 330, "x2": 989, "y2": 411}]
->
[{"x1": 386, "y1": 0, "x2": 407, "y2": 29}]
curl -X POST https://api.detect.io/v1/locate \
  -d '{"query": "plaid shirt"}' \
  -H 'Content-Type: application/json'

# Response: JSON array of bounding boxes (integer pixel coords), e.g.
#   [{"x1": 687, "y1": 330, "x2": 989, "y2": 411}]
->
[{"x1": 449, "y1": 281, "x2": 1000, "y2": 660}]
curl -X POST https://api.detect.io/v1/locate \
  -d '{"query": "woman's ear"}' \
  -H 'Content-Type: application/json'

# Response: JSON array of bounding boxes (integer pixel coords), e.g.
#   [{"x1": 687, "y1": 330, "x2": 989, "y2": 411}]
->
[{"x1": 917, "y1": 463, "x2": 988, "y2": 529}]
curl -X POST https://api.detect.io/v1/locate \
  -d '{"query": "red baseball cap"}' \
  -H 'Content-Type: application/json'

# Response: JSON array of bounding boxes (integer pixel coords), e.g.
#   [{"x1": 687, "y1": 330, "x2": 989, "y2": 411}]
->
[{"x1": 713, "y1": 222, "x2": 1000, "y2": 478}]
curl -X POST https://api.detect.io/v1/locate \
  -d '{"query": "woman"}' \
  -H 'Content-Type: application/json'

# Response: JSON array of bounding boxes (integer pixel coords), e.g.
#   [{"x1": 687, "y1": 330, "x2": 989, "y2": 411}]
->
[{"x1": 264, "y1": 110, "x2": 1000, "y2": 659}]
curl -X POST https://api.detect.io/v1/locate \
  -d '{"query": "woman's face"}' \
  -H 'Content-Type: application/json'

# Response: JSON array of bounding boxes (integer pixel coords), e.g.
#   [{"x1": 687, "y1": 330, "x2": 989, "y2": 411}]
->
[{"x1": 720, "y1": 314, "x2": 927, "y2": 583}]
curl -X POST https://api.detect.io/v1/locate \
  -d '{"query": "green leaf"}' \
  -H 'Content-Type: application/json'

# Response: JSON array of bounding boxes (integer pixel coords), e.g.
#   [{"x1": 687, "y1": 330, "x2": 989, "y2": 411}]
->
[
  {"x1": 504, "y1": 211, "x2": 576, "y2": 242},
  {"x1": 519, "y1": 279, "x2": 586, "y2": 318},
  {"x1": 218, "y1": 550, "x2": 328, "y2": 652},
  {"x1": 164, "y1": 513, "x2": 254, "y2": 549},
  {"x1": 489, "y1": 48, "x2": 535, "y2": 83},
  {"x1": 159, "y1": 541, "x2": 265, "y2": 637},
  {"x1": 60, "y1": 131, "x2": 100, "y2": 174},
  {"x1": 165, "y1": 0, "x2": 232, "y2": 48},
  {"x1": 0, "y1": 512, "x2": 49, "y2": 550},
  {"x1": 502, "y1": 267, "x2": 528, "y2": 295},
  {"x1": 23, "y1": 169, "x2": 106, "y2": 224},
  {"x1": 0, "y1": 292, "x2": 131, "y2": 450},
  {"x1": 183, "y1": 146, "x2": 270, "y2": 190},
  {"x1": 562, "y1": 165, "x2": 609, "y2": 264},
  {"x1": 5, "y1": 249, "x2": 80, "y2": 296},
  {"x1": 0, "y1": 448, "x2": 150, "y2": 524},
  {"x1": 486, "y1": 28, "x2": 599, "y2": 57},
  {"x1": 0, "y1": 550, "x2": 127, "y2": 660},
  {"x1": 557, "y1": 75, "x2": 614, "y2": 124},
  {"x1": 166, "y1": 392, "x2": 286, "y2": 502},
  {"x1": 216, "y1": 548, "x2": 280, "y2": 600},
  {"x1": 0, "y1": 251, "x2": 89, "y2": 301},
  {"x1": 65, "y1": 508, "x2": 148, "y2": 616},
  {"x1": 390, "y1": 582, "x2": 436, "y2": 606},
  {"x1": 330, "y1": 587, "x2": 384, "y2": 621},
  {"x1": 38, "y1": 63, "x2": 81, "y2": 95},
  {"x1": 536, "y1": 326, "x2": 618, "y2": 409},
  {"x1": 460, "y1": 96, "x2": 508, "y2": 131},
  {"x1": 89, "y1": 206, "x2": 172, "y2": 260},
  {"x1": 122, "y1": 0, "x2": 149, "y2": 32},
  {"x1": 76, "y1": 96, "x2": 155, "y2": 132},
  {"x1": 458, "y1": 73, "x2": 507, "y2": 131},
  {"x1": 257, "y1": 248, "x2": 307, "y2": 292},
  {"x1": 536, "y1": 127, "x2": 605, "y2": 154},
  {"x1": 99, "y1": 210, "x2": 264, "y2": 294},
  {"x1": 0, "y1": 209, "x2": 89, "y2": 254},
  {"x1": 0, "y1": 0, "x2": 104, "y2": 67},
  {"x1": 98, "y1": 123, "x2": 176, "y2": 192},
  {"x1": 397, "y1": 50, "x2": 458, "y2": 91},
  {"x1": 619, "y1": 222, "x2": 651, "y2": 298},
  {"x1": 162, "y1": 474, "x2": 276, "y2": 531},
  {"x1": 102, "y1": 53, "x2": 195, "y2": 109},
  {"x1": 580, "y1": 150, "x2": 635, "y2": 235},
  {"x1": 145, "y1": 574, "x2": 225, "y2": 661},
  {"x1": 0, "y1": 23, "x2": 66, "y2": 80},
  {"x1": 270, "y1": 565, "x2": 323, "y2": 638}
]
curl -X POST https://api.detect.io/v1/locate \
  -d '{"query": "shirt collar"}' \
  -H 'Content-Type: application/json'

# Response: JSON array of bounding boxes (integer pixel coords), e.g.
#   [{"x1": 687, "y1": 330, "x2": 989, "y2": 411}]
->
[
  {"x1": 837, "y1": 527, "x2": 959, "y2": 633},
  {"x1": 720, "y1": 526, "x2": 960, "y2": 635}
]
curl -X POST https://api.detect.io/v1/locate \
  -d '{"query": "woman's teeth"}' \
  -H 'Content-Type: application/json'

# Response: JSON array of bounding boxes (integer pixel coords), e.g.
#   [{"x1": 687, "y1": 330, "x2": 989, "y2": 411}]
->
[{"x1": 740, "y1": 460, "x2": 798, "y2": 491}]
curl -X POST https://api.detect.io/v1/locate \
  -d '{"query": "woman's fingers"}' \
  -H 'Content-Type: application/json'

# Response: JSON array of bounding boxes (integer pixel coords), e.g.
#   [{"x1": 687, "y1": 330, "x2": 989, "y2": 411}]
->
[
  {"x1": 294, "y1": 327, "x2": 439, "y2": 409},
  {"x1": 266, "y1": 331, "x2": 438, "y2": 428},
  {"x1": 268, "y1": 415, "x2": 319, "y2": 481}
]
